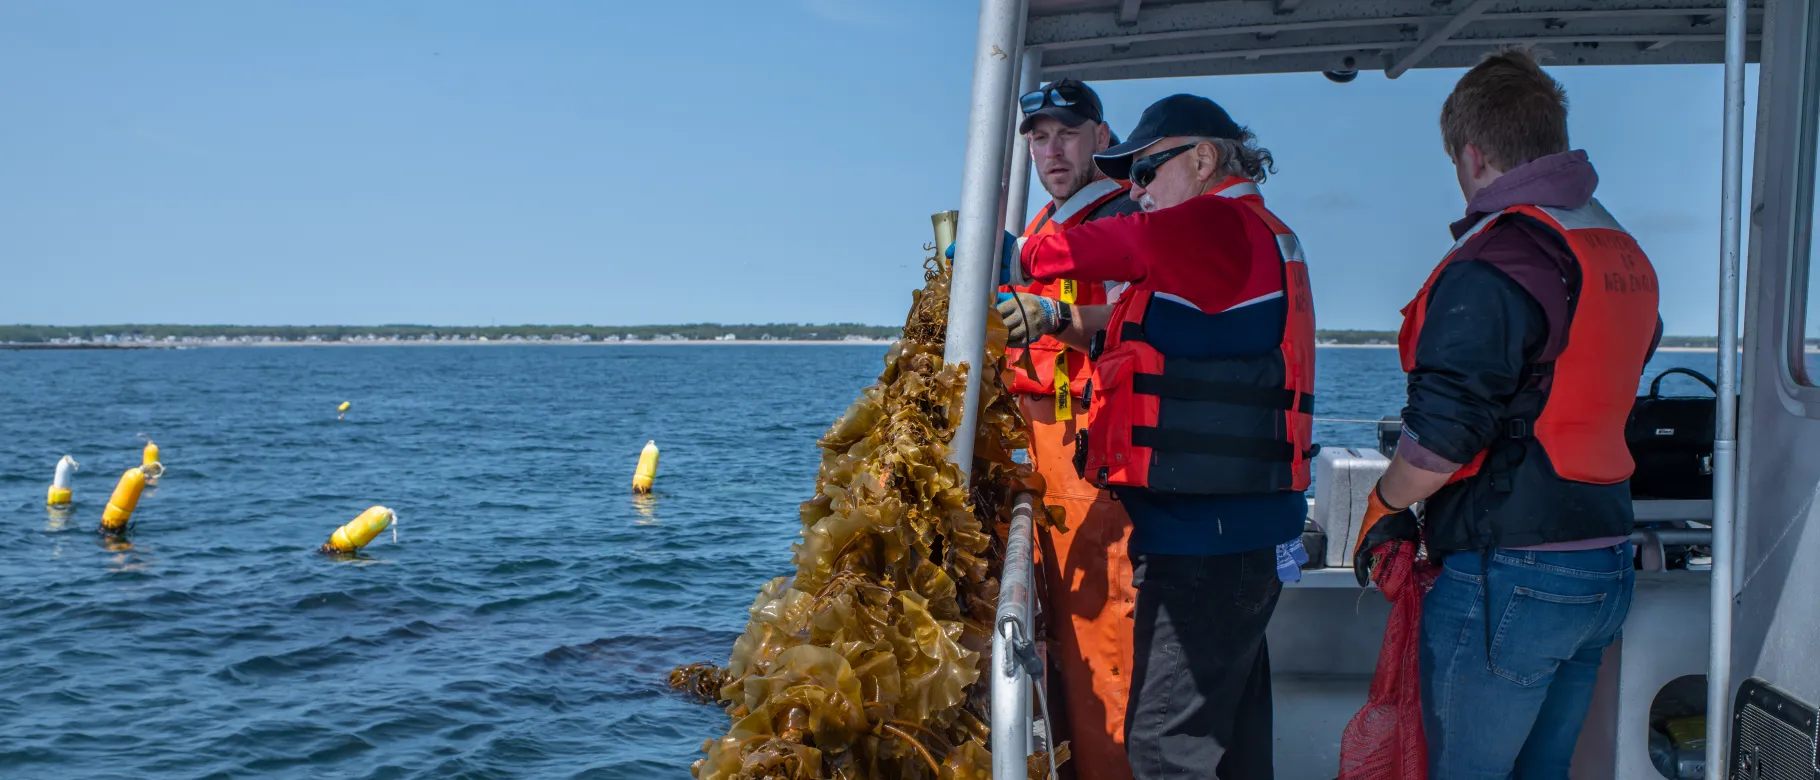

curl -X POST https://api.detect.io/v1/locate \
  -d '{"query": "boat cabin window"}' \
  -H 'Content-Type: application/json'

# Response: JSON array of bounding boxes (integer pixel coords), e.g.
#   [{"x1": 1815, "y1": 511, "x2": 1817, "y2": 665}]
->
[
  {"x1": 1799, "y1": 4, "x2": 1820, "y2": 386},
  {"x1": 1804, "y1": 139, "x2": 1820, "y2": 384}
]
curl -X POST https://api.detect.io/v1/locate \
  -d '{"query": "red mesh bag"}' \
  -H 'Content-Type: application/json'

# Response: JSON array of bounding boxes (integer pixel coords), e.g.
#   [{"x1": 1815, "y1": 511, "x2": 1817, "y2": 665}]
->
[{"x1": 1338, "y1": 540, "x2": 1437, "y2": 780}]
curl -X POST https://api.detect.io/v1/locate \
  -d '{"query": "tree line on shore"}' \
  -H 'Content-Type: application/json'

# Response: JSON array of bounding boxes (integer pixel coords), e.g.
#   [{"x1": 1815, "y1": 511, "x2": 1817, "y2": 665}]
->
[{"x1": 0, "y1": 324, "x2": 1753, "y2": 348}]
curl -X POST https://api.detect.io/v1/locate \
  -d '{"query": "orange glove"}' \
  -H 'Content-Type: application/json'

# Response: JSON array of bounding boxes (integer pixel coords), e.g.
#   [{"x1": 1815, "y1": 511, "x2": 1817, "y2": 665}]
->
[{"x1": 1353, "y1": 484, "x2": 1419, "y2": 587}]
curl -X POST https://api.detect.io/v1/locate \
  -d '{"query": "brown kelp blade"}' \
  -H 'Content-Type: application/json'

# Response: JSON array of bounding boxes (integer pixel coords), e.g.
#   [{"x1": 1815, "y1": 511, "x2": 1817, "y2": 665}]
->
[
  {"x1": 669, "y1": 238, "x2": 1062, "y2": 779},
  {"x1": 670, "y1": 662, "x2": 731, "y2": 705}
]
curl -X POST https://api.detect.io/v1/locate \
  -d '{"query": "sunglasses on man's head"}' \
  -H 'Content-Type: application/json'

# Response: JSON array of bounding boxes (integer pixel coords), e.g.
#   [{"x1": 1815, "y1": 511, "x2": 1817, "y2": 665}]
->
[
  {"x1": 1019, "y1": 86, "x2": 1097, "y2": 120},
  {"x1": 1129, "y1": 143, "x2": 1198, "y2": 188}
]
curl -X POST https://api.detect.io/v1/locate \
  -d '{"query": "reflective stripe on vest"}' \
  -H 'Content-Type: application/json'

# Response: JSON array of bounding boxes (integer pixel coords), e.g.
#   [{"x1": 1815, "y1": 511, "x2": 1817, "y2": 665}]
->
[
  {"x1": 1006, "y1": 178, "x2": 1132, "y2": 413},
  {"x1": 1083, "y1": 182, "x2": 1317, "y2": 494},
  {"x1": 1397, "y1": 199, "x2": 1659, "y2": 485},
  {"x1": 1051, "y1": 177, "x2": 1124, "y2": 225}
]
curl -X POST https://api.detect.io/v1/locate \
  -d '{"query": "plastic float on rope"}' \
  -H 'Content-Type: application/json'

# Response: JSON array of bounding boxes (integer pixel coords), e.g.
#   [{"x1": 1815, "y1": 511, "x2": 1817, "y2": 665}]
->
[
  {"x1": 100, "y1": 467, "x2": 147, "y2": 535},
  {"x1": 139, "y1": 437, "x2": 165, "y2": 482},
  {"x1": 48, "y1": 455, "x2": 79, "y2": 507},
  {"x1": 337, "y1": 401, "x2": 351, "y2": 420},
  {"x1": 319, "y1": 505, "x2": 397, "y2": 554},
  {"x1": 632, "y1": 440, "x2": 659, "y2": 494}
]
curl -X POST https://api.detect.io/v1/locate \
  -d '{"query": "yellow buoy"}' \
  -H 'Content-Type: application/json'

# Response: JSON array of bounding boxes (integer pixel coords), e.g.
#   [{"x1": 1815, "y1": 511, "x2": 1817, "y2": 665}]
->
[
  {"x1": 101, "y1": 467, "x2": 147, "y2": 534},
  {"x1": 337, "y1": 401, "x2": 351, "y2": 420},
  {"x1": 47, "y1": 455, "x2": 79, "y2": 506},
  {"x1": 632, "y1": 440, "x2": 660, "y2": 494},
  {"x1": 141, "y1": 439, "x2": 164, "y2": 481},
  {"x1": 321, "y1": 505, "x2": 397, "y2": 553}
]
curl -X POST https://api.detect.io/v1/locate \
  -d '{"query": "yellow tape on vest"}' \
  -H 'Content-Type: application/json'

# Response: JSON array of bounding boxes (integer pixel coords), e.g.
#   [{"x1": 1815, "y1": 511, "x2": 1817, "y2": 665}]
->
[{"x1": 1053, "y1": 280, "x2": 1078, "y2": 420}]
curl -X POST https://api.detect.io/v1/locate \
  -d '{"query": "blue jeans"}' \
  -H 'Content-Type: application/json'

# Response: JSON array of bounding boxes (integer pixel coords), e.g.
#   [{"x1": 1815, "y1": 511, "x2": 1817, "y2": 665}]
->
[{"x1": 1419, "y1": 544, "x2": 1634, "y2": 779}]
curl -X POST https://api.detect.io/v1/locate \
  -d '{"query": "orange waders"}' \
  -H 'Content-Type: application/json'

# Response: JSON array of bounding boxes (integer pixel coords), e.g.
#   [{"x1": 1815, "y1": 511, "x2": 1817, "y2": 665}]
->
[{"x1": 1024, "y1": 393, "x2": 1136, "y2": 780}]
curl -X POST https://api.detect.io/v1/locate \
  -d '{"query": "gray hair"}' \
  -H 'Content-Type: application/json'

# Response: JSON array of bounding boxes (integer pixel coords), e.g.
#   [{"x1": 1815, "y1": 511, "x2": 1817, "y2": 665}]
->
[{"x1": 1186, "y1": 129, "x2": 1276, "y2": 184}]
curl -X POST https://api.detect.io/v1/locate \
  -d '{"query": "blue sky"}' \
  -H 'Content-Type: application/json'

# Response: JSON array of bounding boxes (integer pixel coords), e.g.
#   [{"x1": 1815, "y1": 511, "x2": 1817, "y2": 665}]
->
[{"x1": 0, "y1": 1, "x2": 1756, "y2": 334}]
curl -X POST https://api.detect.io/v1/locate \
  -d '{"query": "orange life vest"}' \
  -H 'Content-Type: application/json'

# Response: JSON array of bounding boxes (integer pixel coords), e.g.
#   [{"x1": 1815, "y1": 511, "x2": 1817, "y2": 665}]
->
[
  {"x1": 1083, "y1": 179, "x2": 1317, "y2": 494},
  {"x1": 1003, "y1": 178, "x2": 1131, "y2": 419},
  {"x1": 1398, "y1": 200, "x2": 1659, "y2": 486}
]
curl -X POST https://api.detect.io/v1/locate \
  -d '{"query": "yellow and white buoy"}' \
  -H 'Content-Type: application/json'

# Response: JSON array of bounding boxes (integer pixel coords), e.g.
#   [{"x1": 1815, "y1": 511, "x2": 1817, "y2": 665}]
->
[
  {"x1": 100, "y1": 467, "x2": 147, "y2": 534},
  {"x1": 141, "y1": 439, "x2": 165, "y2": 482},
  {"x1": 321, "y1": 505, "x2": 397, "y2": 554},
  {"x1": 632, "y1": 440, "x2": 660, "y2": 494},
  {"x1": 47, "y1": 455, "x2": 79, "y2": 506},
  {"x1": 337, "y1": 401, "x2": 351, "y2": 420}
]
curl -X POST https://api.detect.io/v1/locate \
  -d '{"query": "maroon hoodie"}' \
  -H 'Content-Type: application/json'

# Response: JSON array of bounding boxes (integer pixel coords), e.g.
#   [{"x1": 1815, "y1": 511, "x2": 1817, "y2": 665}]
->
[{"x1": 1449, "y1": 150, "x2": 1600, "y2": 362}]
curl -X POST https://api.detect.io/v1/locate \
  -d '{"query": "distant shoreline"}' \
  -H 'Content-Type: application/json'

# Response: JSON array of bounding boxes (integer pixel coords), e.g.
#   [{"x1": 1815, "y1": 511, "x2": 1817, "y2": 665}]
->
[{"x1": 6, "y1": 323, "x2": 1782, "y2": 353}]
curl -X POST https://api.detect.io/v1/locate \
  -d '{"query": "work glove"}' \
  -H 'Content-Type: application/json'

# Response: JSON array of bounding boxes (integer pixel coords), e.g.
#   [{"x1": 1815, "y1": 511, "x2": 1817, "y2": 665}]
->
[
  {"x1": 995, "y1": 292, "x2": 1065, "y2": 348},
  {"x1": 944, "y1": 230, "x2": 1023, "y2": 287},
  {"x1": 1353, "y1": 484, "x2": 1420, "y2": 587}
]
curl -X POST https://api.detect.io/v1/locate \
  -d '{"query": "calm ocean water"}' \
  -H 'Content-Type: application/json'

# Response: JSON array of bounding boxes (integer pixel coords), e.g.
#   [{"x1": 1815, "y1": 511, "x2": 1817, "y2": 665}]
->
[{"x1": 0, "y1": 344, "x2": 1718, "y2": 779}]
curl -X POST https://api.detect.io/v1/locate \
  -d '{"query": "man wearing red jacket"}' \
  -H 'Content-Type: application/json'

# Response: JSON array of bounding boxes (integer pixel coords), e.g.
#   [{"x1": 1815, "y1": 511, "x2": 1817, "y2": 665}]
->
[
  {"x1": 1010, "y1": 94, "x2": 1316, "y2": 779},
  {"x1": 1004, "y1": 78, "x2": 1142, "y2": 780}
]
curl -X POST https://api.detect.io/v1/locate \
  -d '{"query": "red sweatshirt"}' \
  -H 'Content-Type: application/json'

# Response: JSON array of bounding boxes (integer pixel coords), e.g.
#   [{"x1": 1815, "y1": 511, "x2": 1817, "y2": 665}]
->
[{"x1": 1018, "y1": 188, "x2": 1284, "y2": 315}]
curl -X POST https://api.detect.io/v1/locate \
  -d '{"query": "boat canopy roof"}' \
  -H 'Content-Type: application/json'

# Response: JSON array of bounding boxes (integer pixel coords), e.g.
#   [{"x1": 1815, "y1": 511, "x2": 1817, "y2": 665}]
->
[{"x1": 1027, "y1": 0, "x2": 1763, "y2": 81}]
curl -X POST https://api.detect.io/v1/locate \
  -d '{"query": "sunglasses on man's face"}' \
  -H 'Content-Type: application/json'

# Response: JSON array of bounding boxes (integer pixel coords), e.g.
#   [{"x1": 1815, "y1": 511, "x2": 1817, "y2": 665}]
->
[
  {"x1": 1130, "y1": 143, "x2": 1198, "y2": 188},
  {"x1": 1019, "y1": 86, "x2": 1096, "y2": 119}
]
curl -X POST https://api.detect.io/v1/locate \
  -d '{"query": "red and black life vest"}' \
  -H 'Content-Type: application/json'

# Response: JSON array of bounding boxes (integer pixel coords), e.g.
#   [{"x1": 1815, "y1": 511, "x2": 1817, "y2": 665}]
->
[
  {"x1": 1002, "y1": 178, "x2": 1131, "y2": 421},
  {"x1": 1399, "y1": 200, "x2": 1659, "y2": 549},
  {"x1": 1081, "y1": 179, "x2": 1317, "y2": 494}
]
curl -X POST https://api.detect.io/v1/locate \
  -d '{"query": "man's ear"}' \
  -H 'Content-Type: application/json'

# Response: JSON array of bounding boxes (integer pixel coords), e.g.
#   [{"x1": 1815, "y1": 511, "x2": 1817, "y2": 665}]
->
[
  {"x1": 1197, "y1": 141, "x2": 1223, "y2": 181},
  {"x1": 1464, "y1": 143, "x2": 1487, "y2": 179},
  {"x1": 1094, "y1": 122, "x2": 1112, "y2": 152}
]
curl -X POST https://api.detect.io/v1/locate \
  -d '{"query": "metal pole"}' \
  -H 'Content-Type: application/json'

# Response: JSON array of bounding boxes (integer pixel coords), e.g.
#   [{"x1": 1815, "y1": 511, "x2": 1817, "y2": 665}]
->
[
  {"x1": 992, "y1": 492, "x2": 1038, "y2": 780},
  {"x1": 1003, "y1": 47, "x2": 1043, "y2": 234},
  {"x1": 1705, "y1": 0, "x2": 1747, "y2": 773},
  {"x1": 943, "y1": 0, "x2": 1027, "y2": 480},
  {"x1": 993, "y1": 17, "x2": 1028, "y2": 237}
]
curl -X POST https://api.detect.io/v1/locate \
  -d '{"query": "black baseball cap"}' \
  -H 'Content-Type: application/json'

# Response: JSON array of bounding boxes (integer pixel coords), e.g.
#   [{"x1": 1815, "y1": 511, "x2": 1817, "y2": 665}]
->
[
  {"x1": 1094, "y1": 94, "x2": 1243, "y2": 180},
  {"x1": 1018, "y1": 79, "x2": 1106, "y2": 134}
]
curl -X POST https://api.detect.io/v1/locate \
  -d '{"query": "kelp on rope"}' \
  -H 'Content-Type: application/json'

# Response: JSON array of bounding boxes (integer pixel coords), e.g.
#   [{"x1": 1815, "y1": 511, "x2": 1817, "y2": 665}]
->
[{"x1": 669, "y1": 244, "x2": 1059, "y2": 779}]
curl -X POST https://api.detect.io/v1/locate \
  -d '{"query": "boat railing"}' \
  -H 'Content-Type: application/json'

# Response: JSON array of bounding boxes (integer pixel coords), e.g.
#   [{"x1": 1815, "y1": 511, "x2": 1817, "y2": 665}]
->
[{"x1": 991, "y1": 491, "x2": 1042, "y2": 779}]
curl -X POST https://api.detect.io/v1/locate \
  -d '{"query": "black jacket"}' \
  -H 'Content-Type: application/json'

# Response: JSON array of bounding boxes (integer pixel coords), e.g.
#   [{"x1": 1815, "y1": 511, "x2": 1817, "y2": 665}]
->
[{"x1": 1402, "y1": 225, "x2": 1661, "y2": 553}]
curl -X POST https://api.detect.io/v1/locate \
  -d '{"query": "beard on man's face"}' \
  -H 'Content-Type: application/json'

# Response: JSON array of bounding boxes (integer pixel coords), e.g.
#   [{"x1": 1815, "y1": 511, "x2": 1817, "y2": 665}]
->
[{"x1": 1041, "y1": 164, "x2": 1095, "y2": 202}]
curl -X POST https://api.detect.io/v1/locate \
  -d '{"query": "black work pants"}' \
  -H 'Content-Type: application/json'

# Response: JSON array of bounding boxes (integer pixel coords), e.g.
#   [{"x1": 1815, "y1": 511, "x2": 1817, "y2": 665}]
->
[{"x1": 1125, "y1": 547, "x2": 1281, "y2": 780}]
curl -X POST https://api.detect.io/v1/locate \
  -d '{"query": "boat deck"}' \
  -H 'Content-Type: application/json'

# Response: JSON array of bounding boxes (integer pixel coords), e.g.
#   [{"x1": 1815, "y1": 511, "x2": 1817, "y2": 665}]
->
[{"x1": 1275, "y1": 674, "x2": 1372, "y2": 778}]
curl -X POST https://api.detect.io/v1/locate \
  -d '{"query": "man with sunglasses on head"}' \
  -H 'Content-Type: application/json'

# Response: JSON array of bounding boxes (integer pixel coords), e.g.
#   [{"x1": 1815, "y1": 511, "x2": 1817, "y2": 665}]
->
[
  {"x1": 1006, "y1": 94, "x2": 1316, "y2": 779},
  {"x1": 1002, "y1": 77, "x2": 1143, "y2": 780}
]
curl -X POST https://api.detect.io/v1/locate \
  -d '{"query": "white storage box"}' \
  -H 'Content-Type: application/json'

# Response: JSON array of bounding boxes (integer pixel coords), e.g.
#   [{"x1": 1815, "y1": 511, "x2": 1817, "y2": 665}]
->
[{"x1": 1310, "y1": 447, "x2": 1390, "y2": 568}]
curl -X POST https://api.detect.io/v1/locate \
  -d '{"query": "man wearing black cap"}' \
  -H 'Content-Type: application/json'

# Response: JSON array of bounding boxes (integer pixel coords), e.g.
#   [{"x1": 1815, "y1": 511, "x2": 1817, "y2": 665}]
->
[
  {"x1": 1011, "y1": 94, "x2": 1318, "y2": 779},
  {"x1": 1015, "y1": 78, "x2": 1139, "y2": 222},
  {"x1": 1002, "y1": 77, "x2": 1143, "y2": 780}
]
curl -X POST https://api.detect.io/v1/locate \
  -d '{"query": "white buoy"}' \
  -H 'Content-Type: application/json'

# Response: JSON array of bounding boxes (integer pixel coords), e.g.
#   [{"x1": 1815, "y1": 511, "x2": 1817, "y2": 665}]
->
[{"x1": 48, "y1": 455, "x2": 79, "y2": 506}]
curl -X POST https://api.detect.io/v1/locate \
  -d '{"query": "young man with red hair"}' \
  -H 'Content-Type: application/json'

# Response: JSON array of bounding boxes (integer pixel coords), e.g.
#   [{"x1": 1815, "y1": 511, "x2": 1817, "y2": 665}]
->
[{"x1": 1355, "y1": 48, "x2": 1663, "y2": 778}]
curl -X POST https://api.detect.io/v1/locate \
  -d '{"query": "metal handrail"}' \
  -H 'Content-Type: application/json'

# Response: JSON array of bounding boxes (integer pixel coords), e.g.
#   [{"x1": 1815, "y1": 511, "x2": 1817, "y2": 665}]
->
[
  {"x1": 992, "y1": 492, "x2": 1039, "y2": 779},
  {"x1": 942, "y1": 1, "x2": 1041, "y2": 775},
  {"x1": 1706, "y1": 0, "x2": 1748, "y2": 774},
  {"x1": 940, "y1": 0, "x2": 1028, "y2": 480}
]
